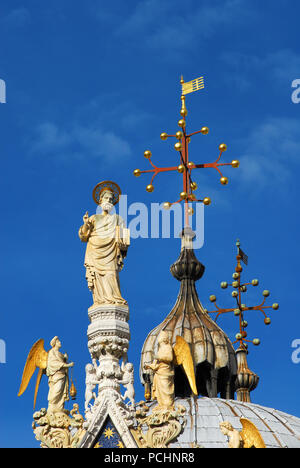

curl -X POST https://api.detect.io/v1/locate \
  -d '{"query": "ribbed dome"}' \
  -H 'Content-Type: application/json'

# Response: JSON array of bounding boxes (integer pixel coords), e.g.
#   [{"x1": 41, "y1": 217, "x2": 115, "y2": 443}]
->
[
  {"x1": 144, "y1": 397, "x2": 300, "y2": 448},
  {"x1": 140, "y1": 229, "x2": 237, "y2": 399}
]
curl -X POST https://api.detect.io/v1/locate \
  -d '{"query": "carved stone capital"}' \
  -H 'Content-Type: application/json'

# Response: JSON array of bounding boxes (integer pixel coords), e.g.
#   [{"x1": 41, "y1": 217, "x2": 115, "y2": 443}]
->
[{"x1": 132, "y1": 403, "x2": 186, "y2": 448}]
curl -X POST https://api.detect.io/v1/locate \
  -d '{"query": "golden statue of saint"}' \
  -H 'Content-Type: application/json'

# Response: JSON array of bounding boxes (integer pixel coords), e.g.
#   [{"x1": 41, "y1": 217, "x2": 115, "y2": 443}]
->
[{"x1": 79, "y1": 181, "x2": 130, "y2": 309}]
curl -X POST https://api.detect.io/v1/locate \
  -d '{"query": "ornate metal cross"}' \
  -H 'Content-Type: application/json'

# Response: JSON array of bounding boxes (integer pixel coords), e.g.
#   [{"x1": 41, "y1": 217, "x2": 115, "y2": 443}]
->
[
  {"x1": 133, "y1": 76, "x2": 240, "y2": 227},
  {"x1": 208, "y1": 240, "x2": 279, "y2": 350}
]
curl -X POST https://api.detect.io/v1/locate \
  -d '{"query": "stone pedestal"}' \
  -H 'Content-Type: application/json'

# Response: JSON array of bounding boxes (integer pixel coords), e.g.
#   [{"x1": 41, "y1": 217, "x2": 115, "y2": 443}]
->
[
  {"x1": 87, "y1": 304, "x2": 130, "y2": 362},
  {"x1": 84, "y1": 303, "x2": 134, "y2": 434}
]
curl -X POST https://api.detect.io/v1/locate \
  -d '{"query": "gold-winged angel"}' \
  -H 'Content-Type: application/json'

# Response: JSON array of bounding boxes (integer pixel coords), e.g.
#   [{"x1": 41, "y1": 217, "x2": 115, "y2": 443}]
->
[
  {"x1": 18, "y1": 336, "x2": 74, "y2": 412},
  {"x1": 144, "y1": 331, "x2": 197, "y2": 410},
  {"x1": 219, "y1": 418, "x2": 266, "y2": 448}
]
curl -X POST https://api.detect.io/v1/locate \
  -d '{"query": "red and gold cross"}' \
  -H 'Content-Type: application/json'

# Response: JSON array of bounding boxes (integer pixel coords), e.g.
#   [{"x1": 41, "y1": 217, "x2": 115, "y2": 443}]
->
[
  {"x1": 207, "y1": 240, "x2": 279, "y2": 350},
  {"x1": 133, "y1": 76, "x2": 240, "y2": 227}
]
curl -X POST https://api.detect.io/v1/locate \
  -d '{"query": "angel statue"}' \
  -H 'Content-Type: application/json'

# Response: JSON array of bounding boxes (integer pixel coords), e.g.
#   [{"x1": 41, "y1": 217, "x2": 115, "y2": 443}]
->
[
  {"x1": 18, "y1": 337, "x2": 74, "y2": 413},
  {"x1": 219, "y1": 419, "x2": 266, "y2": 448},
  {"x1": 118, "y1": 358, "x2": 135, "y2": 407},
  {"x1": 144, "y1": 331, "x2": 197, "y2": 411},
  {"x1": 85, "y1": 363, "x2": 98, "y2": 412},
  {"x1": 78, "y1": 181, "x2": 130, "y2": 309}
]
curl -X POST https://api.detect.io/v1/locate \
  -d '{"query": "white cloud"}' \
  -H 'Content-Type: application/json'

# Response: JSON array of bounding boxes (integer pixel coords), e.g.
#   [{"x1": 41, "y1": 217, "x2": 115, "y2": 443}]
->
[
  {"x1": 30, "y1": 122, "x2": 132, "y2": 164},
  {"x1": 234, "y1": 117, "x2": 300, "y2": 188},
  {"x1": 116, "y1": 0, "x2": 251, "y2": 52},
  {"x1": 221, "y1": 49, "x2": 300, "y2": 90}
]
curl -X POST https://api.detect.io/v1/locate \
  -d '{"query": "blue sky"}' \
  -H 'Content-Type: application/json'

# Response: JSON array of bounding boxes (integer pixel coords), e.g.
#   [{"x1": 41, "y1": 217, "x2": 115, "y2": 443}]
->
[{"x1": 1, "y1": 0, "x2": 300, "y2": 447}]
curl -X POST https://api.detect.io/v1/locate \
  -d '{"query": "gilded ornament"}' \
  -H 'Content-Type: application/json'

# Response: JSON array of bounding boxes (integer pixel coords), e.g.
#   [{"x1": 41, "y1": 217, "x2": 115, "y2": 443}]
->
[
  {"x1": 146, "y1": 184, "x2": 154, "y2": 193},
  {"x1": 220, "y1": 176, "x2": 229, "y2": 185},
  {"x1": 203, "y1": 197, "x2": 211, "y2": 205}
]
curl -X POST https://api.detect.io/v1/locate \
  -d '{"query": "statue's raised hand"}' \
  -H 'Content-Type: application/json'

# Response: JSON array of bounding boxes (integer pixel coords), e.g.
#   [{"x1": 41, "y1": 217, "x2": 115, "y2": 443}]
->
[{"x1": 83, "y1": 211, "x2": 89, "y2": 224}]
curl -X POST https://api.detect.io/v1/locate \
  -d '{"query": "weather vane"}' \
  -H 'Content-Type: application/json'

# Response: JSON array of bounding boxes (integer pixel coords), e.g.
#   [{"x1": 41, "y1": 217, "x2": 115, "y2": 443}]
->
[
  {"x1": 208, "y1": 240, "x2": 279, "y2": 350},
  {"x1": 133, "y1": 75, "x2": 240, "y2": 227}
]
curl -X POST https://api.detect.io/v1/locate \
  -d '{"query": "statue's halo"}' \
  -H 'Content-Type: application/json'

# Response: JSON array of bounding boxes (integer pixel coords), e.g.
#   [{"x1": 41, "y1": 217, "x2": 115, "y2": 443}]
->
[{"x1": 92, "y1": 180, "x2": 121, "y2": 206}]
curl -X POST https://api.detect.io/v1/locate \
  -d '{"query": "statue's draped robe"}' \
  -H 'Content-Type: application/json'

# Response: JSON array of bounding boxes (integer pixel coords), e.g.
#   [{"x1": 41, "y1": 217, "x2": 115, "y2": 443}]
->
[
  {"x1": 79, "y1": 213, "x2": 127, "y2": 306},
  {"x1": 46, "y1": 349, "x2": 69, "y2": 413},
  {"x1": 150, "y1": 344, "x2": 175, "y2": 410}
]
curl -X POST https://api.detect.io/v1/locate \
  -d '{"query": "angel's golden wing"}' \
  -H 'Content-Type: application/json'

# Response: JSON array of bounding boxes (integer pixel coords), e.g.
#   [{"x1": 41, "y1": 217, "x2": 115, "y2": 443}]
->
[
  {"x1": 173, "y1": 335, "x2": 197, "y2": 395},
  {"x1": 240, "y1": 418, "x2": 266, "y2": 448},
  {"x1": 18, "y1": 339, "x2": 48, "y2": 408}
]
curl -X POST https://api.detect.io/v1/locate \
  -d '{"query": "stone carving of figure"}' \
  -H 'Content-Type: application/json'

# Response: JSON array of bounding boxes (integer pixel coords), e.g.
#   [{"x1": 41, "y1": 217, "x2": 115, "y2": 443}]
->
[
  {"x1": 144, "y1": 331, "x2": 175, "y2": 410},
  {"x1": 119, "y1": 359, "x2": 135, "y2": 407},
  {"x1": 46, "y1": 336, "x2": 74, "y2": 413},
  {"x1": 85, "y1": 363, "x2": 98, "y2": 412},
  {"x1": 78, "y1": 183, "x2": 129, "y2": 308},
  {"x1": 219, "y1": 421, "x2": 243, "y2": 448}
]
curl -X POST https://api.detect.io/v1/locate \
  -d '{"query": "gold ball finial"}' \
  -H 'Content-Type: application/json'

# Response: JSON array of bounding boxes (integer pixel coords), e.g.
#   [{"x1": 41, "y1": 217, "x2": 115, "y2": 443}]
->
[
  {"x1": 220, "y1": 177, "x2": 228, "y2": 185},
  {"x1": 180, "y1": 191, "x2": 188, "y2": 200},
  {"x1": 187, "y1": 161, "x2": 195, "y2": 169},
  {"x1": 187, "y1": 207, "x2": 194, "y2": 215},
  {"x1": 174, "y1": 142, "x2": 182, "y2": 151},
  {"x1": 146, "y1": 184, "x2": 154, "y2": 193},
  {"x1": 133, "y1": 169, "x2": 141, "y2": 177},
  {"x1": 160, "y1": 133, "x2": 168, "y2": 141},
  {"x1": 176, "y1": 131, "x2": 183, "y2": 140},
  {"x1": 219, "y1": 143, "x2": 227, "y2": 152},
  {"x1": 201, "y1": 127, "x2": 209, "y2": 135},
  {"x1": 203, "y1": 197, "x2": 211, "y2": 205},
  {"x1": 190, "y1": 181, "x2": 198, "y2": 191},
  {"x1": 177, "y1": 164, "x2": 185, "y2": 173},
  {"x1": 163, "y1": 202, "x2": 171, "y2": 210},
  {"x1": 178, "y1": 119, "x2": 186, "y2": 128},
  {"x1": 144, "y1": 150, "x2": 152, "y2": 159},
  {"x1": 231, "y1": 160, "x2": 240, "y2": 168}
]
